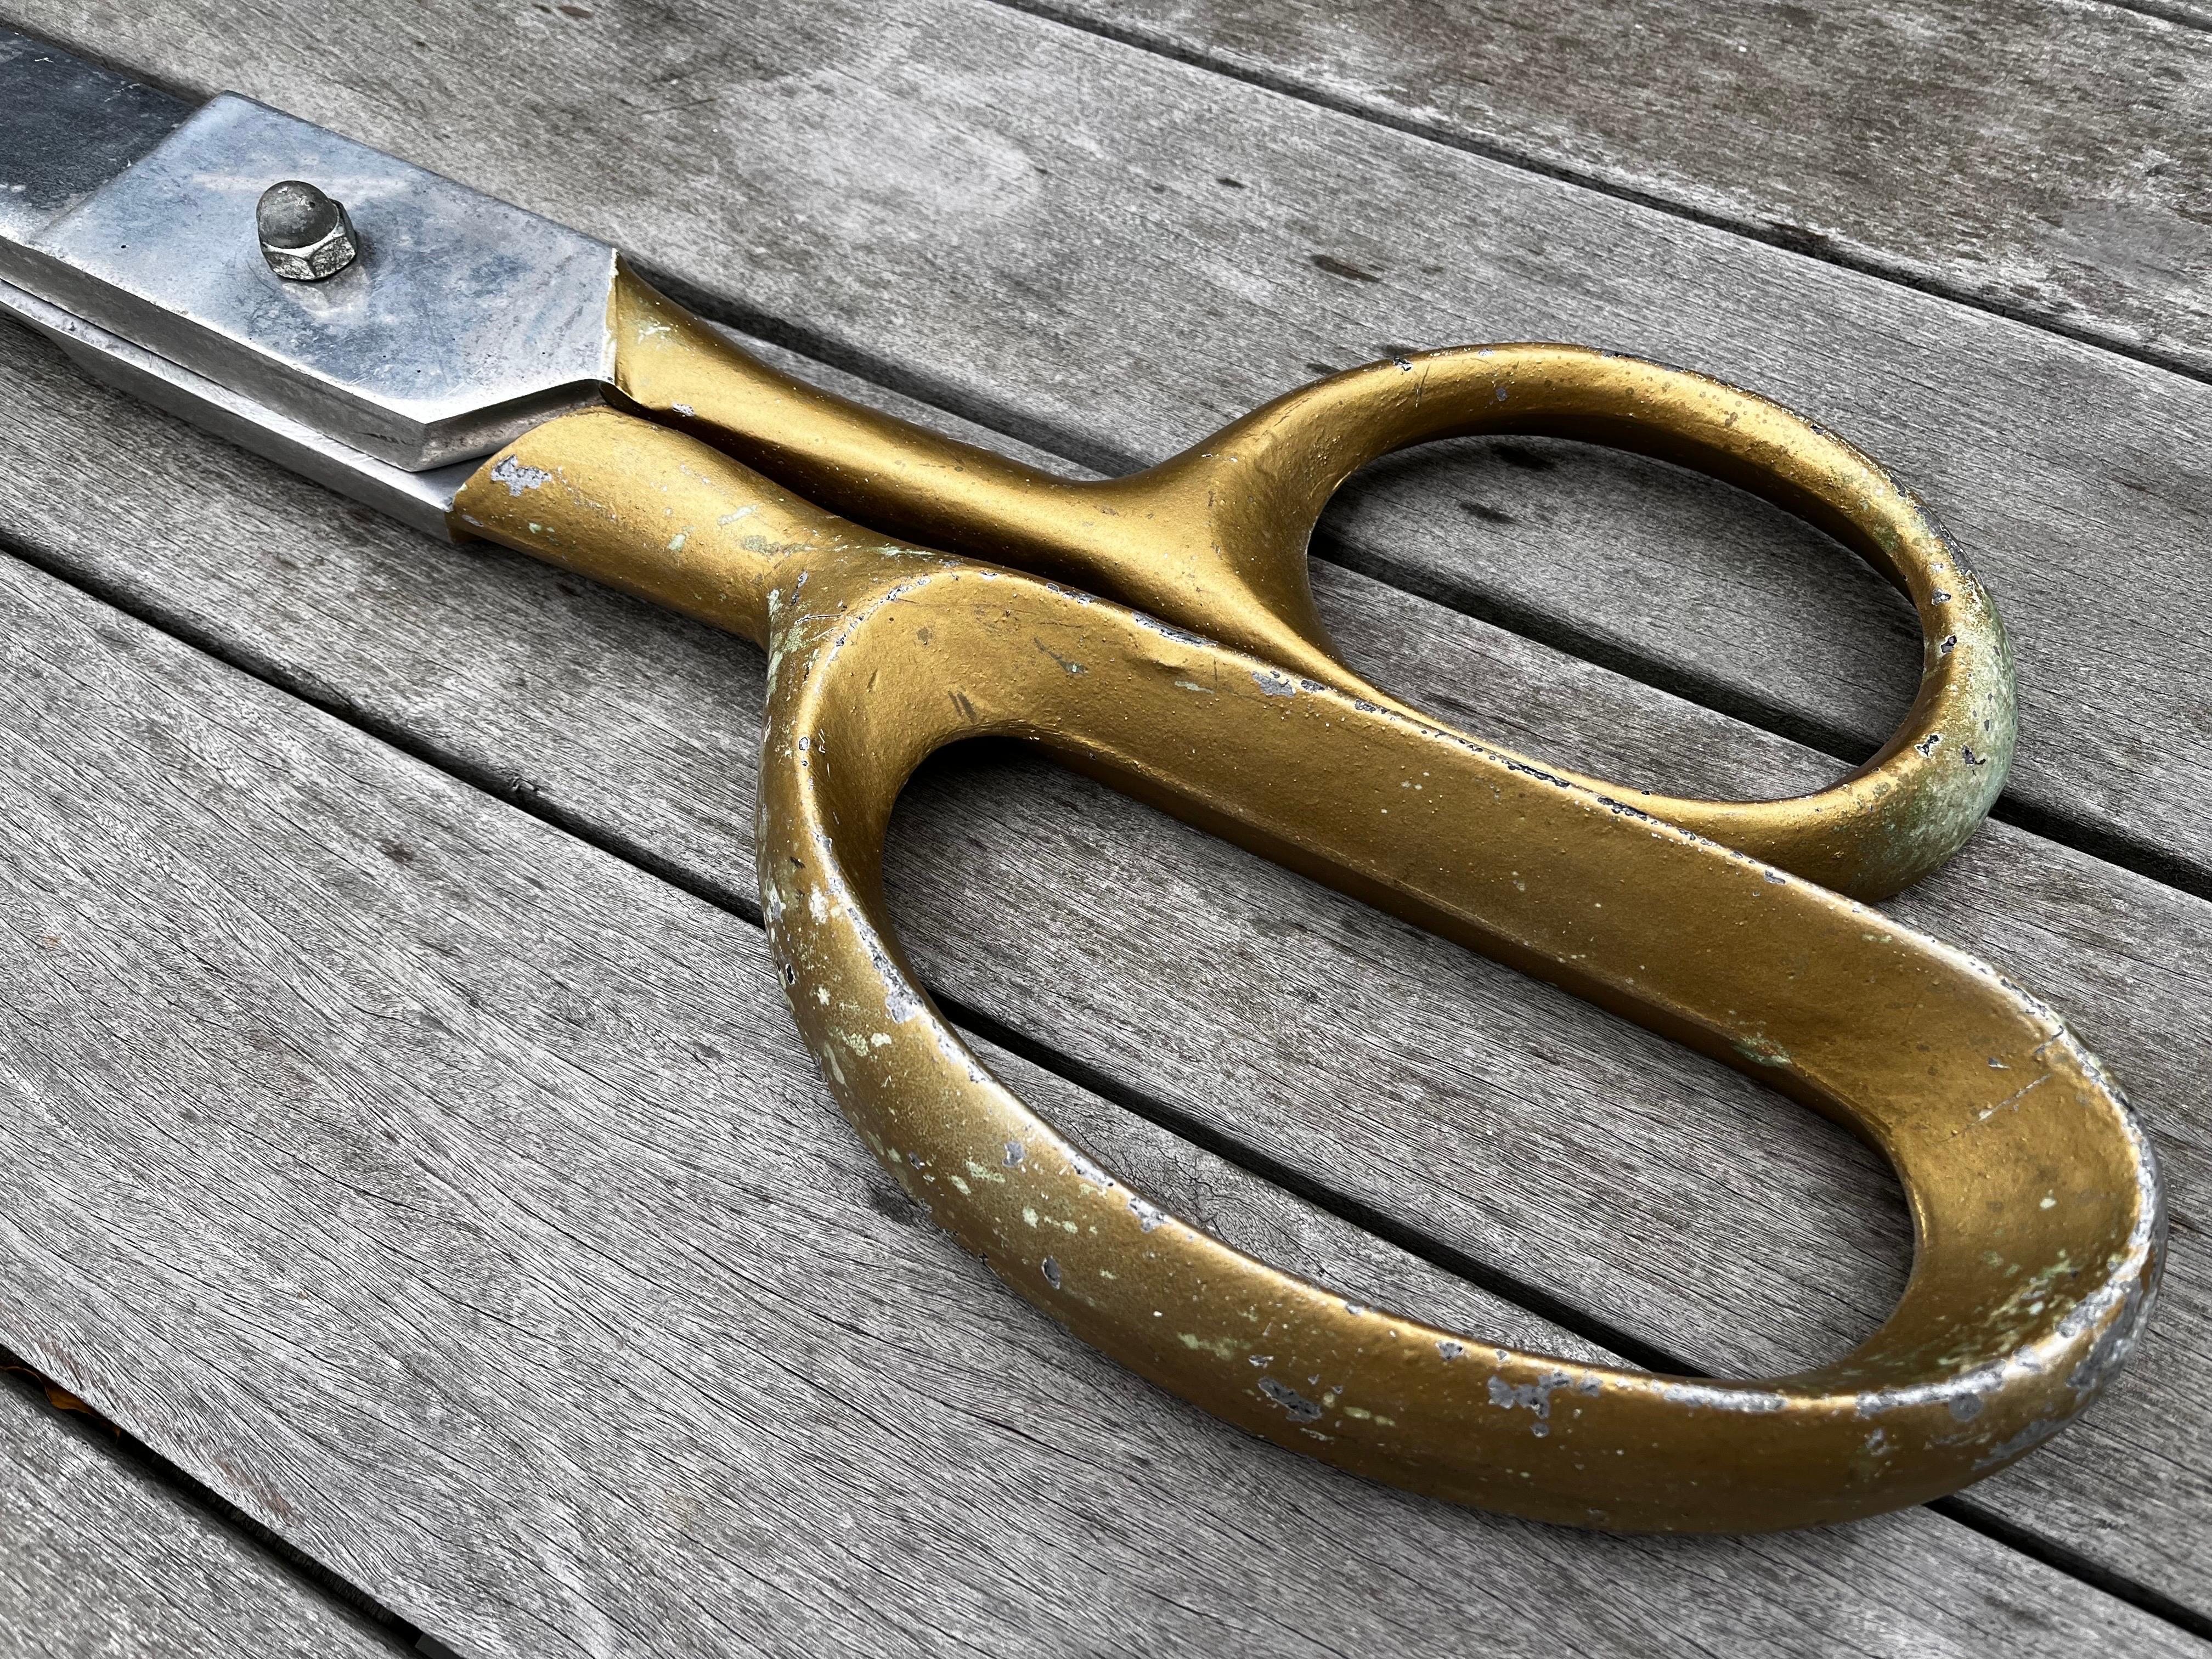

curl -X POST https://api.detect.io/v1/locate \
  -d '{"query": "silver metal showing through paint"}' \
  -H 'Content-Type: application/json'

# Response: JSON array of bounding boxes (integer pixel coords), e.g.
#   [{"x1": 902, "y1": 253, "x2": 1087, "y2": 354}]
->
[{"x1": 257, "y1": 179, "x2": 358, "y2": 281}]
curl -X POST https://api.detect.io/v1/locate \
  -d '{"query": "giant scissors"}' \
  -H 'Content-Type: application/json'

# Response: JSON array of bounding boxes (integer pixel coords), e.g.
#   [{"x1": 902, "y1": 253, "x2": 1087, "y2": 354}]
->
[{"x1": 0, "y1": 29, "x2": 2161, "y2": 1532}]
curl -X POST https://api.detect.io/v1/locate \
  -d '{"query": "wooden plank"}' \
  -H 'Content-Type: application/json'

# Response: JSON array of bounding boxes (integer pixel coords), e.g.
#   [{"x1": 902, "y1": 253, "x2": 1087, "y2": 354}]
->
[
  {"x1": 0, "y1": 1368, "x2": 402, "y2": 1657},
  {"x1": 3, "y1": 255, "x2": 2212, "y2": 1611},
  {"x1": 0, "y1": 540, "x2": 2197, "y2": 1659},
  {"x1": 9, "y1": 0, "x2": 2208, "y2": 883},
  {"x1": 1018, "y1": 0, "x2": 2212, "y2": 379}
]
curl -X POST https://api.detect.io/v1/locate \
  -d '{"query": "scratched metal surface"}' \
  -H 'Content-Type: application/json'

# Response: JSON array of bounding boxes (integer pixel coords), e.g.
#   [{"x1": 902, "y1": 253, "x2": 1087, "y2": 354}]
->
[{"x1": 0, "y1": 1, "x2": 2208, "y2": 1654}]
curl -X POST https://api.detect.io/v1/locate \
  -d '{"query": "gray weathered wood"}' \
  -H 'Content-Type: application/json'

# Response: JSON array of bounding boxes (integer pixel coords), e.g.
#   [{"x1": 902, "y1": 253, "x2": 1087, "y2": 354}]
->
[
  {"x1": 0, "y1": 541, "x2": 2197, "y2": 1659},
  {"x1": 3, "y1": 264, "x2": 2212, "y2": 1611},
  {"x1": 0, "y1": 1370, "x2": 400, "y2": 1657},
  {"x1": 1024, "y1": 0, "x2": 2212, "y2": 377},
  {"x1": 4, "y1": 0, "x2": 2212, "y2": 1626},
  {"x1": 9, "y1": 0, "x2": 2208, "y2": 883}
]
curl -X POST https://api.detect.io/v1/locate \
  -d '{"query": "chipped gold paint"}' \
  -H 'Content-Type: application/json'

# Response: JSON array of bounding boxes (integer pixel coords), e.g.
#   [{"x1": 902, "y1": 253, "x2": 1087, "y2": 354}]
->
[{"x1": 447, "y1": 266, "x2": 2160, "y2": 1532}]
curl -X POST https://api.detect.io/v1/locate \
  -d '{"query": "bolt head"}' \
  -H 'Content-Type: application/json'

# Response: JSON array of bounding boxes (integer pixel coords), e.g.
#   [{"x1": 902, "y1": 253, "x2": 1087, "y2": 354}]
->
[{"x1": 257, "y1": 180, "x2": 358, "y2": 281}]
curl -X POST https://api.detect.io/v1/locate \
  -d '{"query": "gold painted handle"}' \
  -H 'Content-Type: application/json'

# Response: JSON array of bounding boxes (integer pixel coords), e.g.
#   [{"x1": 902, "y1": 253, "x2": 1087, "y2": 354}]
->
[
  {"x1": 453, "y1": 410, "x2": 2158, "y2": 1534},
  {"x1": 607, "y1": 267, "x2": 2012, "y2": 899}
]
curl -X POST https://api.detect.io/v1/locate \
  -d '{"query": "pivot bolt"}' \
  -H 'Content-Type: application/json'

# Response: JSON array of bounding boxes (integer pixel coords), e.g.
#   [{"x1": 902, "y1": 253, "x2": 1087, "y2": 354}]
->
[{"x1": 257, "y1": 180, "x2": 358, "y2": 281}]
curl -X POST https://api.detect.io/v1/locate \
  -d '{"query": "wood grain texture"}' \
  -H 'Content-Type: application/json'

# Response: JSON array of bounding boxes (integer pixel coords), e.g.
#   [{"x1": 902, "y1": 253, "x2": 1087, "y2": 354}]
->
[
  {"x1": 8, "y1": 0, "x2": 2209, "y2": 883},
  {"x1": 1, "y1": 0, "x2": 2209, "y2": 1629},
  {"x1": 0, "y1": 1371, "x2": 400, "y2": 1657},
  {"x1": 2, "y1": 273, "x2": 2211, "y2": 1607},
  {"x1": 1022, "y1": 0, "x2": 2212, "y2": 377},
  {"x1": 4, "y1": 552, "x2": 2192, "y2": 1658}
]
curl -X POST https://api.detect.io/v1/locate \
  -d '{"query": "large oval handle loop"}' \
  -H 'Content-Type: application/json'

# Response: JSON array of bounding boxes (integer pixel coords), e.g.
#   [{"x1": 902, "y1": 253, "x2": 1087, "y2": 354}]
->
[
  {"x1": 1090, "y1": 347, "x2": 2015, "y2": 900},
  {"x1": 754, "y1": 540, "x2": 2155, "y2": 1537}
]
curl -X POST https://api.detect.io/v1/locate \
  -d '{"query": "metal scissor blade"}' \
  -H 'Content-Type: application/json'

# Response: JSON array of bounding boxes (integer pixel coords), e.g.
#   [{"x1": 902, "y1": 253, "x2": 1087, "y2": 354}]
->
[
  {"x1": 0, "y1": 27, "x2": 618, "y2": 477},
  {"x1": 0, "y1": 29, "x2": 188, "y2": 244}
]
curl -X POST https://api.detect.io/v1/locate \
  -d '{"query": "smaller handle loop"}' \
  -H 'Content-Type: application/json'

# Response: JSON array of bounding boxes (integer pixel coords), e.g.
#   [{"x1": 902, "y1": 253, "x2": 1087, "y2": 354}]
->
[
  {"x1": 606, "y1": 269, "x2": 2011, "y2": 900},
  {"x1": 1094, "y1": 347, "x2": 2015, "y2": 899}
]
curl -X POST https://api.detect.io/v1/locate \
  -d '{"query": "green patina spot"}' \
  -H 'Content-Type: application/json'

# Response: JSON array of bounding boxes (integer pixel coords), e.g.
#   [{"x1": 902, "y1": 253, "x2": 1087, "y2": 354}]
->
[{"x1": 1733, "y1": 1035, "x2": 1792, "y2": 1068}]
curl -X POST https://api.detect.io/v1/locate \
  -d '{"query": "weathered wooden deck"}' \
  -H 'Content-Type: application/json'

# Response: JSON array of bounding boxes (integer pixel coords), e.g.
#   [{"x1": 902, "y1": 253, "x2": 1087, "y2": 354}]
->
[{"x1": 2, "y1": 2, "x2": 2208, "y2": 1653}]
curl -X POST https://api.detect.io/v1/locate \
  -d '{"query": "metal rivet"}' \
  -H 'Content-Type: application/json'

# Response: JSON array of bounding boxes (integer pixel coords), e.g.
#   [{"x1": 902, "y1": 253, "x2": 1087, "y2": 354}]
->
[{"x1": 256, "y1": 180, "x2": 358, "y2": 281}]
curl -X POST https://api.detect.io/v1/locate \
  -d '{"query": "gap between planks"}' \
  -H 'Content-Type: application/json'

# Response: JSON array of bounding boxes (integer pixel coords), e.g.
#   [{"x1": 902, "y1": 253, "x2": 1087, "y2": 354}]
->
[
  {"x1": 978, "y1": 0, "x2": 2212, "y2": 382},
  {"x1": 0, "y1": 1344, "x2": 424, "y2": 1657},
  {"x1": 2103, "y1": 2, "x2": 2212, "y2": 32}
]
